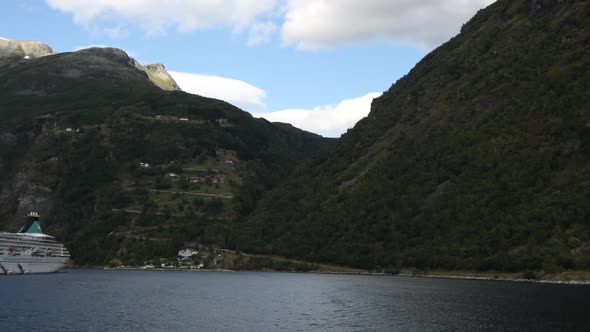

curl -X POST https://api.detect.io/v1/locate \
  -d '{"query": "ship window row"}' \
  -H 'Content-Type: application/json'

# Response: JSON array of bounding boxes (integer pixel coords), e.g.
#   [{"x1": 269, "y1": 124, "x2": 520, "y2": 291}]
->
[
  {"x1": 0, "y1": 241, "x2": 61, "y2": 246},
  {"x1": 0, "y1": 240, "x2": 60, "y2": 246},
  {"x1": 0, "y1": 247, "x2": 68, "y2": 253},
  {"x1": 0, "y1": 248, "x2": 66, "y2": 253},
  {"x1": 0, "y1": 246, "x2": 67, "y2": 251},
  {"x1": 1, "y1": 235, "x2": 56, "y2": 240},
  {"x1": 0, "y1": 237, "x2": 56, "y2": 243},
  {"x1": 0, "y1": 239, "x2": 58, "y2": 244},
  {"x1": 0, "y1": 244, "x2": 63, "y2": 248}
]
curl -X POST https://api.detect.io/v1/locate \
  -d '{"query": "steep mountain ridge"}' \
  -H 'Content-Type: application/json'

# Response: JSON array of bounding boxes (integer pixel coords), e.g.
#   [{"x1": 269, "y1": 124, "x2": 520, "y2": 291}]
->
[
  {"x1": 0, "y1": 37, "x2": 180, "y2": 92},
  {"x1": 0, "y1": 37, "x2": 54, "y2": 59},
  {"x1": 240, "y1": 0, "x2": 590, "y2": 272}
]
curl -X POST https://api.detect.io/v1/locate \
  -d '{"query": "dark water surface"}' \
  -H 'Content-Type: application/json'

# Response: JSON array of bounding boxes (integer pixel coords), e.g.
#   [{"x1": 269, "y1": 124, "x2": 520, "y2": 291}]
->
[{"x1": 1, "y1": 269, "x2": 589, "y2": 331}]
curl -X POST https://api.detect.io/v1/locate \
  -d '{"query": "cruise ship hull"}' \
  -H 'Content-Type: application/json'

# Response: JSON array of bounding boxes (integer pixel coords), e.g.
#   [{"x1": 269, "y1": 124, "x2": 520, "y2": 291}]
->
[{"x1": 0, "y1": 257, "x2": 67, "y2": 274}]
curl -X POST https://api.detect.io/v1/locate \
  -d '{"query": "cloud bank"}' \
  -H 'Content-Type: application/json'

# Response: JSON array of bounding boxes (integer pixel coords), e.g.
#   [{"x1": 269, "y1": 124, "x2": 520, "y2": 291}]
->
[
  {"x1": 282, "y1": 0, "x2": 495, "y2": 49},
  {"x1": 46, "y1": 0, "x2": 278, "y2": 39},
  {"x1": 47, "y1": 0, "x2": 494, "y2": 49},
  {"x1": 256, "y1": 92, "x2": 381, "y2": 137},
  {"x1": 169, "y1": 71, "x2": 267, "y2": 112}
]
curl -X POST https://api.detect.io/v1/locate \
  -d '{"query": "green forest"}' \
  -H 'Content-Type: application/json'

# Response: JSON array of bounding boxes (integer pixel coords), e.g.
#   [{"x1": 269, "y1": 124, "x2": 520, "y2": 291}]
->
[{"x1": 237, "y1": 0, "x2": 590, "y2": 273}]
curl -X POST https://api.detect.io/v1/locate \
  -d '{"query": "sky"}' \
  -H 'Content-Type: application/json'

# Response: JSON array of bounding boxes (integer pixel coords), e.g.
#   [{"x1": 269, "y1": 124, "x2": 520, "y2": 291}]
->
[{"x1": 0, "y1": 0, "x2": 494, "y2": 137}]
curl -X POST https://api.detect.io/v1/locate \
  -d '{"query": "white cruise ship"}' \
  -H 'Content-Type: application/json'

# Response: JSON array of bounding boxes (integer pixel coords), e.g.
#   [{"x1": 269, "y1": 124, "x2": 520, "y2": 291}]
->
[{"x1": 0, "y1": 212, "x2": 70, "y2": 274}]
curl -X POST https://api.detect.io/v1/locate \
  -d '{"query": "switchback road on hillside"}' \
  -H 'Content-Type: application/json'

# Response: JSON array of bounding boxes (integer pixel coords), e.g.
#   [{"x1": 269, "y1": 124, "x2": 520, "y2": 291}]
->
[{"x1": 148, "y1": 189, "x2": 233, "y2": 199}]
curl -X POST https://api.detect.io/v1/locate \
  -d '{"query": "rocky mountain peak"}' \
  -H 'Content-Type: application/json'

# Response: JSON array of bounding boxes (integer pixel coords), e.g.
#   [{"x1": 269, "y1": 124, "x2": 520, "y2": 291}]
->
[
  {"x1": 0, "y1": 39, "x2": 181, "y2": 92},
  {"x1": 71, "y1": 48, "x2": 181, "y2": 91},
  {"x1": 0, "y1": 37, "x2": 54, "y2": 59},
  {"x1": 141, "y1": 62, "x2": 181, "y2": 91},
  {"x1": 146, "y1": 63, "x2": 166, "y2": 71}
]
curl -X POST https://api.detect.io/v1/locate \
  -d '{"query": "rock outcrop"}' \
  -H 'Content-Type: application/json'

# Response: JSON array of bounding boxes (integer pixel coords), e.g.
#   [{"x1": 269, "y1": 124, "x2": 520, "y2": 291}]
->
[{"x1": 141, "y1": 63, "x2": 181, "y2": 91}]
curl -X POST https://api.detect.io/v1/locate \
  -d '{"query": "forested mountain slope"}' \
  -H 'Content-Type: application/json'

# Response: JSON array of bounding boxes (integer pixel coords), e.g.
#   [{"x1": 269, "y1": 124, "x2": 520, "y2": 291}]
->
[{"x1": 239, "y1": 0, "x2": 590, "y2": 272}]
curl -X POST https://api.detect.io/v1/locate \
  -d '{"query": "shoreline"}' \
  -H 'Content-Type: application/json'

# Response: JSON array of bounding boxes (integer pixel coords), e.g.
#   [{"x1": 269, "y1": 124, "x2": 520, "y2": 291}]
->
[
  {"x1": 395, "y1": 272, "x2": 590, "y2": 285},
  {"x1": 68, "y1": 266, "x2": 590, "y2": 285}
]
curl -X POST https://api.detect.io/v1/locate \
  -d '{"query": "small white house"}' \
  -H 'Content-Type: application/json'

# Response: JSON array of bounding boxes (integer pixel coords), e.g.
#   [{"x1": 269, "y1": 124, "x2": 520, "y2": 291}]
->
[
  {"x1": 139, "y1": 162, "x2": 150, "y2": 168},
  {"x1": 179, "y1": 117, "x2": 189, "y2": 121},
  {"x1": 65, "y1": 128, "x2": 72, "y2": 132},
  {"x1": 178, "y1": 249, "x2": 198, "y2": 260}
]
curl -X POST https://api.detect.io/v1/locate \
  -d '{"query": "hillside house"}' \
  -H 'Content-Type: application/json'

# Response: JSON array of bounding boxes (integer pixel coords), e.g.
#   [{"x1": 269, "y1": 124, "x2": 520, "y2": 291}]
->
[{"x1": 178, "y1": 249, "x2": 198, "y2": 260}]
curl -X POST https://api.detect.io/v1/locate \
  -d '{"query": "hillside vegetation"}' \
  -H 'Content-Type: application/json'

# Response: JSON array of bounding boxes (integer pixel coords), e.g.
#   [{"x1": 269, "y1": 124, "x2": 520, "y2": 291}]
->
[
  {"x1": 0, "y1": 46, "x2": 328, "y2": 266},
  {"x1": 239, "y1": 0, "x2": 590, "y2": 273}
]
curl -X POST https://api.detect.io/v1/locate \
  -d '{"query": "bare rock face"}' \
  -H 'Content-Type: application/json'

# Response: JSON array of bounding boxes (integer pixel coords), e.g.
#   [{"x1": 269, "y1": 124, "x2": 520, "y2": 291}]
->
[
  {"x1": 142, "y1": 62, "x2": 182, "y2": 91},
  {"x1": 0, "y1": 37, "x2": 54, "y2": 59},
  {"x1": 0, "y1": 171, "x2": 54, "y2": 231},
  {"x1": 145, "y1": 63, "x2": 167, "y2": 72}
]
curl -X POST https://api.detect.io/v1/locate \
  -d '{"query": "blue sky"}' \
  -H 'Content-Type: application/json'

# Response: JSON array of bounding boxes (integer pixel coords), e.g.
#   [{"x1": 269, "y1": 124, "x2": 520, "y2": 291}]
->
[{"x1": 0, "y1": 0, "x2": 493, "y2": 137}]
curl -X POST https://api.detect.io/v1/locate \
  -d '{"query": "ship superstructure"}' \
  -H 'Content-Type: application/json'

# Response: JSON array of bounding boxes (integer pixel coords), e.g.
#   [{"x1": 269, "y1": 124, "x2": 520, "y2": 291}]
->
[{"x1": 0, "y1": 212, "x2": 70, "y2": 274}]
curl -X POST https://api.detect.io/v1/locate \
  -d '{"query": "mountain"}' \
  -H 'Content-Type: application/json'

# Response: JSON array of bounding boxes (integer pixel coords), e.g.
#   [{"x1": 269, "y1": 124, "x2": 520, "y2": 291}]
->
[
  {"x1": 0, "y1": 37, "x2": 54, "y2": 59},
  {"x1": 0, "y1": 37, "x2": 180, "y2": 92},
  {"x1": 0, "y1": 40, "x2": 328, "y2": 265},
  {"x1": 239, "y1": 0, "x2": 590, "y2": 273}
]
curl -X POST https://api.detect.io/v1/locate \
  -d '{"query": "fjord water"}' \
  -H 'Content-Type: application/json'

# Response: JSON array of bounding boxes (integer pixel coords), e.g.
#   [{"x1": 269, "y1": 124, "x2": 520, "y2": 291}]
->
[{"x1": 1, "y1": 269, "x2": 589, "y2": 331}]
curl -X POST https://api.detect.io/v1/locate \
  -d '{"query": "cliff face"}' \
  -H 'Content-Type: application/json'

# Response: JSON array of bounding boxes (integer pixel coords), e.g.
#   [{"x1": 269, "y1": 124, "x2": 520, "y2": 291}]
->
[{"x1": 240, "y1": 0, "x2": 590, "y2": 272}]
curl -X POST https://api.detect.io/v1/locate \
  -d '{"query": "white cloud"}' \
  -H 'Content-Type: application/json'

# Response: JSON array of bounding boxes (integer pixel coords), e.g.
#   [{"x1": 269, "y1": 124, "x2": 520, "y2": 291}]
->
[
  {"x1": 281, "y1": 0, "x2": 495, "y2": 50},
  {"x1": 46, "y1": 0, "x2": 279, "y2": 39},
  {"x1": 255, "y1": 92, "x2": 381, "y2": 137},
  {"x1": 247, "y1": 21, "x2": 277, "y2": 45},
  {"x1": 47, "y1": 0, "x2": 494, "y2": 49},
  {"x1": 169, "y1": 71, "x2": 267, "y2": 112}
]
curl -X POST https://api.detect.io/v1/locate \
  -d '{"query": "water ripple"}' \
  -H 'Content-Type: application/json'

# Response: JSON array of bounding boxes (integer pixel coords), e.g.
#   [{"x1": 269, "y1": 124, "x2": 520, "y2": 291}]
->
[{"x1": 1, "y1": 270, "x2": 589, "y2": 331}]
